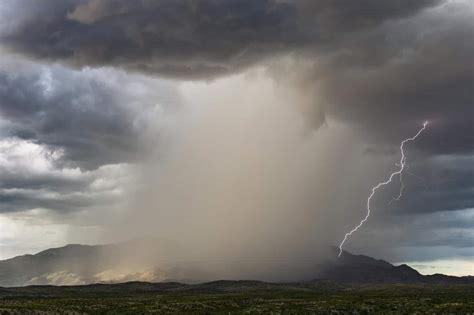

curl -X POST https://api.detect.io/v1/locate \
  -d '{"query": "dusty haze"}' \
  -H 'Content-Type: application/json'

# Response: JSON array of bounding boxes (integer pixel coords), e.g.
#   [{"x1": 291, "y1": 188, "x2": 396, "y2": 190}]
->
[{"x1": 101, "y1": 69, "x2": 392, "y2": 282}]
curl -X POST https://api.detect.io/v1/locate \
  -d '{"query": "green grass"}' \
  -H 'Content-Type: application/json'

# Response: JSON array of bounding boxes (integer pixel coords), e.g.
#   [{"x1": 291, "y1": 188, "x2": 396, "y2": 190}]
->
[{"x1": 0, "y1": 282, "x2": 472, "y2": 314}]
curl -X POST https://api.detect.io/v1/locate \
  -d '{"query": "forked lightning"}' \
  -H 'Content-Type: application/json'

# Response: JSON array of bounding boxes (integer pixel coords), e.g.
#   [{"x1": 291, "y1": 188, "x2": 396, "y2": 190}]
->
[{"x1": 338, "y1": 121, "x2": 428, "y2": 257}]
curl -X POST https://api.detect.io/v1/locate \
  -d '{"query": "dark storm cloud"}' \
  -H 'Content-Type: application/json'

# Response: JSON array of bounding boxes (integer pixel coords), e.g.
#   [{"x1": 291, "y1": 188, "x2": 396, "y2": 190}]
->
[
  {"x1": 1, "y1": 0, "x2": 470, "y2": 154},
  {"x1": 315, "y1": 8, "x2": 474, "y2": 155},
  {"x1": 0, "y1": 57, "x2": 172, "y2": 214},
  {"x1": 0, "y1": 171, "x2": 89, "y2": 193},
  {"x1": 0, "y1": 158, "x2": 132, "y2": 214},
  {"x1": 0, "y1": 189, "x2": 96, "y2": 213},
  {"x1": 0, "y1": 60, "x2": 163, "y2": 170},
  {"x1": 347, "y1": 204, "x2": 474, "y2": 262},
  {"x1": 384, "y1": 155, "x2": 474, "y2": 214},
  {"x1": 390, "y1": 209, "x2": 474, "y2": 249},
  {"x1": 0, "y1": 0, "x2": 440, "y2": 78}
]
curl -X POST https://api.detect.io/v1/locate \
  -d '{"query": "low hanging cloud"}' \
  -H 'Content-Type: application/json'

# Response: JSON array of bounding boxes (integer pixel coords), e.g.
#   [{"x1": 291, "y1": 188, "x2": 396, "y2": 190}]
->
[
  {"x1": 0, "y1": 137, "x2": 132, "y2": 214},
  {"x1": 0, "y1": 0, "x2": 440, "y2": 78}
]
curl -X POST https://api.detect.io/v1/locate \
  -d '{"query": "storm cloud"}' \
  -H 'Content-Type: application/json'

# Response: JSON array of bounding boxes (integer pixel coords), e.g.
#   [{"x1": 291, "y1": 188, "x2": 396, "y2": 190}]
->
[
  {"x1": 0, "y1": 0, "x2": 472, "y2": 276},
  {"x1": 0, "y1": 0, "x2": 440, "y2": 78},
  {"x1": 2, "y1": 0, "x2": 470, "y2": 150},
  {"x1": 0, "y1": 58, "x2": 179, "y2": 169}
]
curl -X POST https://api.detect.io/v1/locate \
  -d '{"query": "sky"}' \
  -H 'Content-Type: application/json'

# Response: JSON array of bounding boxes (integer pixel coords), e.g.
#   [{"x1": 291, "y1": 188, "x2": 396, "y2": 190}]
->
[{"x1": 0, "y1": 0, "x2": 472, "y2": 277}]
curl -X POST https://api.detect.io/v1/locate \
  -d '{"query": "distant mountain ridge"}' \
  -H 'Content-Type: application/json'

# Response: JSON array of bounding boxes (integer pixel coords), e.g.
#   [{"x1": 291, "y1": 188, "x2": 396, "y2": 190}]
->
[
  {"x1": 0, "y1": 240, "x2": 472, "y2": 287},
  {"x1": 322, "y1": 247, "x2": 473, "y2": 285}
]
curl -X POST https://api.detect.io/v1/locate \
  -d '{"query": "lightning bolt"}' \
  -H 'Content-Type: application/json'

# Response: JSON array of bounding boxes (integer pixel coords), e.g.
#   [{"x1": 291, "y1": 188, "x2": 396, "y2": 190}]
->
[{"x1": 338, "y1": 121, "x2": 428, "y2": 258}]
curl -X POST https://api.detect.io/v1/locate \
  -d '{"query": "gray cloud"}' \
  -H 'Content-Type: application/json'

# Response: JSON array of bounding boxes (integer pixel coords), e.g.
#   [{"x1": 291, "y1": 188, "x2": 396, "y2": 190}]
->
[
  {"x1": 0, "y1": 135, "x2": 133, "y2": 214},
  {"x1": 0, "y1": 189, "x2": 95, "y2": 213},
  {"x1": 0, "y1": 0, "x2": 440, "y2": 78},
  {"x1": 314, "y1": 4, "x2": 474, "y2": 154},
  {"x1": 381, "y1": 155, "x2": 474, "y2": 215},
  {"x1": 2, "y1": 0, "x2": 470, "y2": 154},
  {"x1": 344, "y1": 204, "x2": 474, "y2": 262},
  {"x1": 0, "y1": 58, "x2": 178, "y2": 169},
  {"x1": 0, "y1": 58, "x2": 177, "y2": 215},
  {"x1": 0, "y1": 168, "x2": 124, "y2": 214},
  {"x1": 342, "y1": 153, "x2": 474, "y2": 260}
]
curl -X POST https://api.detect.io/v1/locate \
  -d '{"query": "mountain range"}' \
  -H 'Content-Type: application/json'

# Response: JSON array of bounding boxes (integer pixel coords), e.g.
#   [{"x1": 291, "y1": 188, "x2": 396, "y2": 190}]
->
[{"x1": 0, "y1": 239, "x2": 472, "y2": 287}]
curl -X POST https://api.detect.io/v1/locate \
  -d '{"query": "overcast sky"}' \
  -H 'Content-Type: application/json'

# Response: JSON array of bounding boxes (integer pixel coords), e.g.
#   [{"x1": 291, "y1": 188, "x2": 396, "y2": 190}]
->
[{"x1": 0, "y1": 0, "x2": 472, "y2": 276}]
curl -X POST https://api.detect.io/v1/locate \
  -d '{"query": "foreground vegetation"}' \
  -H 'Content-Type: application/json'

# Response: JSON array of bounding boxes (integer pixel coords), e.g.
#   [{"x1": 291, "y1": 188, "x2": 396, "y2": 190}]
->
[{"x1": 0, "y1": 281, "x2": 472, "y2": 314}]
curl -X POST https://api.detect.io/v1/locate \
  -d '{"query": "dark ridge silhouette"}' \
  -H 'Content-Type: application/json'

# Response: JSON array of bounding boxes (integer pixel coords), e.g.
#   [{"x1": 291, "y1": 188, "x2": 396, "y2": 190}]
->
[{"x1": 0, "y1": 240, "x2": 472, "y2": 287}]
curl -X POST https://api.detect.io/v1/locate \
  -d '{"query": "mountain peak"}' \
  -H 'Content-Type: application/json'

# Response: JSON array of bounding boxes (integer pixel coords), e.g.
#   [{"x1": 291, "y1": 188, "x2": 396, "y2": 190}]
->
[{"x1": 0, "y1": 242, "x2": 472, "y2": 287}]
